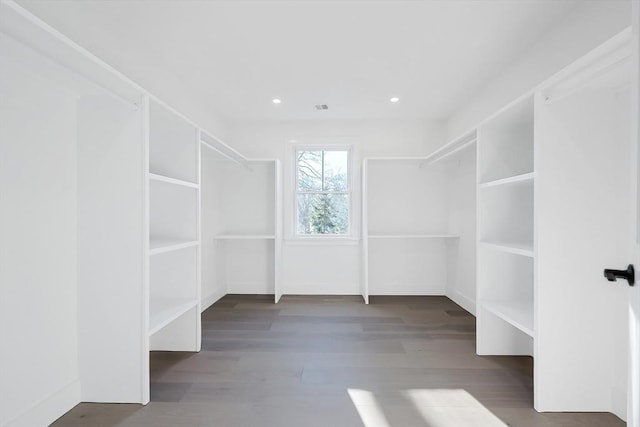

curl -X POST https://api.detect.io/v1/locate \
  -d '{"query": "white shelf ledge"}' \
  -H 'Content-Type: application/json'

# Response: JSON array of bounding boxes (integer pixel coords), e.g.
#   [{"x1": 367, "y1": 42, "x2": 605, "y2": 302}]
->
[
  {"x1": 213, "y1": 234, "x2": 276, "y2": 240},
  {"x1": 150, "y1": 239, "x2": 199, "y2": 255},
  {"x1": 479, "y1": 172, "x2": 534, "y2": 188},
  {"x1": 368, "y1": 234, "x2": 460, "y2": 239},
  {"x1": 149, "y1": 298, "x2": 198, "y2": 336},
  {"x1": 149, "y1": 172, "x2": 199, "y2": 189},
  {"x1": 480, "y1": 241, "x2": 534, "y2": 257},
  {"x1": 481, "y1": 299, "x2": 534, "y2": 337}
]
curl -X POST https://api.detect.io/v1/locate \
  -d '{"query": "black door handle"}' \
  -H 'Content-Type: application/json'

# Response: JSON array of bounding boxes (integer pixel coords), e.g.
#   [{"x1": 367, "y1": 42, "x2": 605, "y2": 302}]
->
[{"x1": 603, "y1": 264, "x2": 635, "y2": 286}]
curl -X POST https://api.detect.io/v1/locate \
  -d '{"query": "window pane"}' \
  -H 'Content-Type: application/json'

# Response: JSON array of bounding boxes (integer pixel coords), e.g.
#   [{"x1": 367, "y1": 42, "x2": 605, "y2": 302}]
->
[
  {"x1": 297, "y1": 151, "x2": 322, "y2": 191},
  {"x1": 323, "y1": 151, "x2": 348, "y2": 191},
  {"x1": 297, "y1": 193, "x2": 349, "y2": 235}
]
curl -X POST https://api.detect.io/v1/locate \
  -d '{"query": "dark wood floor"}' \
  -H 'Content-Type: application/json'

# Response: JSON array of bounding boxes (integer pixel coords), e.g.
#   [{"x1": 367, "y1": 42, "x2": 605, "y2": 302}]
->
[{"x1": 54, "y1": 295, "x2": 624, "y2": 426}]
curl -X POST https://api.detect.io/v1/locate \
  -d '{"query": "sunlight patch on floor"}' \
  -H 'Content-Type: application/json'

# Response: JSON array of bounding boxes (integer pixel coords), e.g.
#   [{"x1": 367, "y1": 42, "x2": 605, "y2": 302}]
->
[
  {"x1": 347, "y1": 388, "x2": 391, "y2": 427},
  {"x1": 404, "y1": 389, "x2": 507, "y2": 427}
]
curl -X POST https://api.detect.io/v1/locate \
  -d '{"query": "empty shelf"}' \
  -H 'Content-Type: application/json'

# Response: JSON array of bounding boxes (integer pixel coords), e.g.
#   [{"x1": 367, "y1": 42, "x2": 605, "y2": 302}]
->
[
  {"x1": 149, "y1": 298, "x2": 198, "y2": 336},
  {"x1": 213, "y1": 234, "x2": 276, "y2": 240},
  {"x1": 150, "y1": 239, "x2": 199, "y2": 255},
  {"x1": 368, "y1": 234, "x2": 459, "y2": 239},
  {"x1": 481, "y1": 299, "x2": 534, "y2": 337},
  {"x1": 479, "y1": 172, "x2": 534, "y2": 188},
  {"x1": 149, "y1": 172, "x2": 199, "y2": 189},
  {"x1": 480, "y1": 241, "x2": 533, "y2": 257}
]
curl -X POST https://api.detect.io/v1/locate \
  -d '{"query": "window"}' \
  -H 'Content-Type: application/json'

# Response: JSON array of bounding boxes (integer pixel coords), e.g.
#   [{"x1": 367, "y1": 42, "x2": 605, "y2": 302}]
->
[{"x1": 295, "y1": 149, "x2": 350, "y2": 236}]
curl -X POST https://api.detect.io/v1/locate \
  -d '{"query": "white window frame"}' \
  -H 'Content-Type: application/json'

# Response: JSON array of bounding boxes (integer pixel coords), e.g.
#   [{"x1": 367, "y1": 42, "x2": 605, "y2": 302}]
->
[{"x1": 293, "y1": 146, "x2": 353, "y2": 239}]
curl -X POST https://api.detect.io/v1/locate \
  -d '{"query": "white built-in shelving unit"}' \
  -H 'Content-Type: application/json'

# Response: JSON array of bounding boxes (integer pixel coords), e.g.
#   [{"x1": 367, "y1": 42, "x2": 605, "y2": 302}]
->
[
  {"x1": 0, "y1": 5, "x2": 245, "y2": 418},
  {"x1": 361, "y1": 131, "x2": 477, "y2": 305},
  {"x1": 1, "y1": 1, "x2": 155, "y2": 420},
  {"x1": 476, "y1": 95, "x2": 535, "y2": 355},
  {"x1": 147, "y1": 100, "x2": 201, "y2": 352},
  {"x1": 468, "y1": 29, "x2": 634, "y2": 417}
]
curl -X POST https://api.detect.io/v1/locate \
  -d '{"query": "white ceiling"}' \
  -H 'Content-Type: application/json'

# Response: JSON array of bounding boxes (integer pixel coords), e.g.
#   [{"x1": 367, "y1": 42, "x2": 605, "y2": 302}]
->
[{"x1": 18, "y1": 0, "x2": 582, "y2": 122}]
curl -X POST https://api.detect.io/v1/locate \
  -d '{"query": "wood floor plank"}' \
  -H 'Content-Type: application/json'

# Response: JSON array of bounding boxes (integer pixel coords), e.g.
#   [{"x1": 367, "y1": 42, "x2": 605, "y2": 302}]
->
[{"x1": 52, "y1": 295, "x2": 625, "y2": 427}]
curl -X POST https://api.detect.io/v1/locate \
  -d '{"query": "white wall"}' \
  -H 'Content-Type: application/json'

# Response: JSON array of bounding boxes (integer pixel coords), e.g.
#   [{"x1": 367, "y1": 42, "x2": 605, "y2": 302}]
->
[
  {"x1": 0, "y1": 50, "x2": 80, "y2": 426},
  {"x1": 227, "y1": 119, "x2": 445, "y2": 295},
  {"x1": 445, "y1": 0, "x2": 631, "y2": 140}
]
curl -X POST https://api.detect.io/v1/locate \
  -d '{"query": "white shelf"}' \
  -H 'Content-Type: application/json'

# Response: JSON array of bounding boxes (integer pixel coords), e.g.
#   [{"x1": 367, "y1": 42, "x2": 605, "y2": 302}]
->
[
  {"x1": 479, "y1": 172, "x2": 534, "y2": 188},
  {"x1": 213, "y1": 234, "x2": 276, "y2": 240},
  {"x1": 150, "y1": 239, "x2": 199, "y2": 255},
  {"x1": 149, "y1": 298, "x2": 198, "y2": 336},
  {"x1": 368, "y1": 234, "x2": 459, "y2": 239},
  {"x1": 480, "y1": 241, "x2": 533, "y2": 257},
  {"x1": 481, "y1": 299, "x2": 534, "y2": 337},
  {"x1": 149, "y1": 172, "x2": 199, "y2": 189}
]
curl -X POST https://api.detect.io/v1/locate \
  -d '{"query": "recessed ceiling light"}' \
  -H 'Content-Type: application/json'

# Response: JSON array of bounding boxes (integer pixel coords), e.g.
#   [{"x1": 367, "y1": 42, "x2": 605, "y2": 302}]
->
[
  {"x1": 289, "y1": 139, "x2": 298, "y2": 143},
  {"x1": 272, "y1": 98, "x2": 282, "y2": 104},
  {"x1": 390, "y1": 97, "x2": 400, "y2": 103}
]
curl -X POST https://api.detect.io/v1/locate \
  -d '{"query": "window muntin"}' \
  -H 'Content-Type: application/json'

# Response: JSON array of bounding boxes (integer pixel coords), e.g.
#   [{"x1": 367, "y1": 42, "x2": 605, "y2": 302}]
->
[{"x1": 295, "y1": 149, "x2": 350, "y2": 236}]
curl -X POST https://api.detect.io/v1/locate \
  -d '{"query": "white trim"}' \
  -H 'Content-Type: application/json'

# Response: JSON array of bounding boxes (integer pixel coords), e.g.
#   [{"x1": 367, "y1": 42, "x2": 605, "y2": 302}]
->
[
  {"x1": 4, "y1": 380, "x2": 80, "y2": 427},
  {"x1": 361, "y1": 159, "x2": 369, "y2": 304},
  {"x1": 447, "y1": 289, "x2": 477, "y2": 316},
  {"x1": 201, "y1": 288, "x2": 226, "y2": 312},
  {"x1": 195, "y1": 128, "x2": 203, "y2": 351},
  {"x1": 281, "y1": 285, "x2": 361, "y2": 295},
  {"x1": 140, "y1": 94, "x2": 150, "y2": 405}
]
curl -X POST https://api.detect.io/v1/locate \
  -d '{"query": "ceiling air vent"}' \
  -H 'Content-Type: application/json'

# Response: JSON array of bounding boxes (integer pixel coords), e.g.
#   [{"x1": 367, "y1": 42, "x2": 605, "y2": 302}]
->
[{"x1": 315, "y1": 104, "x2": 329, "y2": 110}]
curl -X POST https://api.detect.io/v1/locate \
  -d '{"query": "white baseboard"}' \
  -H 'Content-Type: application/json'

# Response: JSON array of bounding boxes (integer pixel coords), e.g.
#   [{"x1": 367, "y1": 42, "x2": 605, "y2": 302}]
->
[
  {"x1": 283, "y1": 282, "x2": 360, "y2": 295},
  {"x1": 368, "y1": 282, "x2": 445, "y2": 296},
  {"x1": 611, "y1": 386, "x2": 627, "y2": 422},
  {"x1": 201, "y1": 288, "x2": 227, "y2": 312},
  {"x1": 448, "y1": 289, "x2": 476, "y2": 316},
  {"x1": 5, "y1": 379, "x2": 80, "y2": 427}
]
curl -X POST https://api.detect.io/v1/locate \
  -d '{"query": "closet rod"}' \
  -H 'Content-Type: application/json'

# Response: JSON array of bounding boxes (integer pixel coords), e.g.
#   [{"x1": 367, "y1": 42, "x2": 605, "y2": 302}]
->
[
  {"x1": 201, "y1": 139, "x2": 252, "y2": 171},
  {"x1": 544, "y1": 51, "x2": 630, "y2": 105},
  {"x1": 2, "y1": 3, "x2": 140, "y2": 111},
  {"x1": 422, "y1": 137, "x2": 477, "y2": 166}
]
